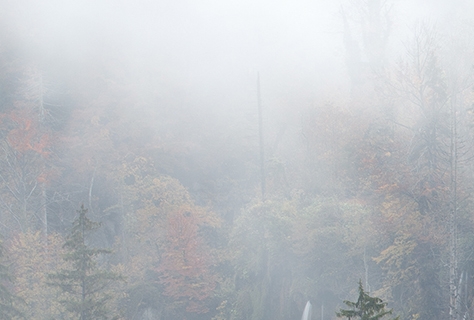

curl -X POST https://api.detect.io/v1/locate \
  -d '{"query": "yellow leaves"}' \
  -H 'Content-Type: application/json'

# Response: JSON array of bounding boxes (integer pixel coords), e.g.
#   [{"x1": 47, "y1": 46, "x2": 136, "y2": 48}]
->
[
  {"x1": 91, "y1": 115, "x2": 101, "y2": 126},
  {"x1": 122, "y1": 159, "x2": 191, "y2": 210},
  {"x1": 149, "y1": 176, "x2": 192, "y2": 207},
  {"x1": 373, "y1": 233, "x2": 420, "y2": 294},
  {"x1": 374, "y1": 234, "x2": 417, "y2": 269},
  {"x1": 379, "y1": 196, "x2": 422, "y2": 234},
  {"x1": 122, "y1": 156, "x2": 220, "y2": 229},
  {"x1": 119, "y1": 156, "x2": 221, "y2": 306},
  {"x1": 339, "y1": 202, "x2": 374, "y2": 250},
  {"x1": 126, "y1": 251, "x2": 155, "y2": 285},
  {"x1": 8, "y1": 231, "x2": 67, "y2": 320},
  {"x1": 100, "y1": 128, "x2": 110, "y2": 138},
  {"x1": 378, "y1": 183, "x2": 399, "y2": 194}
]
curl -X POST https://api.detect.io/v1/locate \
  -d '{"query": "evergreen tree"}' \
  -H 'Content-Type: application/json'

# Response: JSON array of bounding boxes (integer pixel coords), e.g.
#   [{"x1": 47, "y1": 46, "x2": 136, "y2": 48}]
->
[
  {"x1": 0, "y1": 238, "x2": 23, "y2": 320},
  {"x1": 48, "y1": 205, "x2": 122, "y2": 320},
  {"x1": 336, "y1": 280, "x2": 398, "y2": 320}
]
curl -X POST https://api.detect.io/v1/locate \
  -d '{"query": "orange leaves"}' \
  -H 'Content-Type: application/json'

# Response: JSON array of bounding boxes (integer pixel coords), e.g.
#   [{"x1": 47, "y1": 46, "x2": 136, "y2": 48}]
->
[
  {"x1": 166, "y1": 209, "x2": 199, "y2": 250},
  {"x1": 4, "y1": 109, "x2": 51, "y2": 157},
  {"x1": 160, "y1": 208, "x2": 217, "y2": 314},
  {"x1": 0, "y1": 105, "x2": 59, "y2": 232},
  {"x1": 120, "y1": 166, "x2": 220, "y2": 316}
]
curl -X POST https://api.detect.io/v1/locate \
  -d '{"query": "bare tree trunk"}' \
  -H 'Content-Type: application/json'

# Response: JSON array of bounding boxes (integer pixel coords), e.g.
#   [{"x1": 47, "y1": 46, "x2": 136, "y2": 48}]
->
[
  {"x1": 364, "y1": 245, "x2": 370, "y2": 292},
  {"x1": 37, "y1": 71, "x2": 48, "y2": 240},
  {"x1": 257, "y1": 73, "x2": 265, "y2": 201},
  {"x1": 449, "y1": 93, "x2": 459, "y2": 320},
  {"x1": 41, "y1": 183, "x2": 47, "y2": 238}
]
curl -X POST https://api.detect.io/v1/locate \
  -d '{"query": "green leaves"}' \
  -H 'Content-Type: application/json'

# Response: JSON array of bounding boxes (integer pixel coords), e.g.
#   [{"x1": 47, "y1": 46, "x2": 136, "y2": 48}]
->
[
  {"x1": 48, "y1": 206, "x2": 123, "y2": 320},
  {"x1": 337, "y1": 281, "x2": 398, "y2": 320}
]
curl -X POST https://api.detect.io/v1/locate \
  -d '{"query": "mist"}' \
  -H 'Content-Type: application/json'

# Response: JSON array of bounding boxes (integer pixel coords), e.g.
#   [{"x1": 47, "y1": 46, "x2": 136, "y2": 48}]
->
[{"x1": 0, "y1": 0, "x2": 474, "y2": 319}]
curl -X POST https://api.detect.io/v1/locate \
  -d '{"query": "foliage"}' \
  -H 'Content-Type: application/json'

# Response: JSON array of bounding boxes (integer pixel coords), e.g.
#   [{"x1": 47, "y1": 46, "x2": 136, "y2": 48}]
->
[
  {"x1": 228, "y1": 196, "x2": 376, "y2": 320},
  {"x1": 1, "y1": 4, "x2": 474, "y2": 320},
  {"x1": 9, "y1": 231, "x2": 64, "y2": 320},
  {"x1": 0, "y1": 237, "x2": 23, "y2": 320},
  {"x1": 117, "y1": 157, "x2": 221, "y2": 318},
  {"x1": 336, "y1": 280, "x2": 398, "y2": 320},
  {"x1": 159, "y1": 207, "x2": 217, "y2": 314},
  {"x1": 0, "y1": 106, "x2": 55, "y2": 234}
]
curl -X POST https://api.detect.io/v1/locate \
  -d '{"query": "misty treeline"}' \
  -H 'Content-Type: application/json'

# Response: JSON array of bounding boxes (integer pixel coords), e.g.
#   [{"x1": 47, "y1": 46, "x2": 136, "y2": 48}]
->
[{"x1": 1, "y1": 0, "x2": 474, "y2": 320}]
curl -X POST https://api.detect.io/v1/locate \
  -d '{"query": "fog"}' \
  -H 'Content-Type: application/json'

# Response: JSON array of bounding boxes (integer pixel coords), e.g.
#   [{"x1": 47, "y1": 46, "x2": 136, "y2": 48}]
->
[
  {"x1": 4, "y1": 0, "x2": 463, "y2": 121},
  {"x1": 1, "y1": 0, "x2": 474, "y2": 319},
  {"x1": 5, "y1": 0, "x2": 342, "y2": 107}
]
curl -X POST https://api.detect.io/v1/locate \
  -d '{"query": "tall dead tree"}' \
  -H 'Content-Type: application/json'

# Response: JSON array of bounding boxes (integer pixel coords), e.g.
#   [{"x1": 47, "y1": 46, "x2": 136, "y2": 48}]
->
[{"x1": 449, "y1": 90, "x2": 459, "y2": 320}]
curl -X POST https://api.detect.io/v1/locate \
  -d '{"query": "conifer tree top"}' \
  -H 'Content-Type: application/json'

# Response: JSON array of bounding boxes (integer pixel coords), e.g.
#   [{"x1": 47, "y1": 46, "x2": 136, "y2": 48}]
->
[
  {"x1": 336, "y1": 280, "x2": 398, "y2": 320},
  {"x1": 48, "y1": 205, "x2": 123, "y2": 320}
]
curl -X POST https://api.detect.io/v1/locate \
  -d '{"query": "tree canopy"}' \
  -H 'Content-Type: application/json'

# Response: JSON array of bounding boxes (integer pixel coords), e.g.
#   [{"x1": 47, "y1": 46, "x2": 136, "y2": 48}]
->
[
  {"x1": 0, "y1": 1, "x2": 474, "y2": 319},
  {"x1": 48, "y1": 206, "x2": 123, "y2": 320},
  {"x1": 337, "y1": 281, "x2": 398, "y2": 320}
]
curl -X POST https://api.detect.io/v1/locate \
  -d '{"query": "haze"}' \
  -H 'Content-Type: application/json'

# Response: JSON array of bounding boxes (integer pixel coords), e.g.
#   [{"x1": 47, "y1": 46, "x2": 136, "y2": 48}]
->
[{"x1": 1, "y1": 0, "x2": 474, "y2": 320}]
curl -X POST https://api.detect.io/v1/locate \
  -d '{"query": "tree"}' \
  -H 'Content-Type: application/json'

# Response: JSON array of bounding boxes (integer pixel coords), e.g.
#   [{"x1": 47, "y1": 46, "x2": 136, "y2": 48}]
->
[
  {"x1": 336, "y1": 280, "x2": 398, "y2": 320},
  {"x1": 48, "y1": 205, "x2": 122, "y2": 320},
  {"x1": 117, "y1": 158, "x2": 221, "y2": 319},
  {"x1": 0, "y1": 105, "x2": 54, "y2": 235},
  {"x1": 372, "y1": 23, "x2": 474, "y2": 320},
  {"x1": 0, "y1": 237, "x2": 23, "y2": 320},
  {"x1": 159, "y1": 206, "x2": 217, "y2": 315},
  {"x1": 9, "y1": 231, "x2": 65, "y2": 320},
  {"x1": 0, "y1": 63, "x2": 65, "y2": 238}
]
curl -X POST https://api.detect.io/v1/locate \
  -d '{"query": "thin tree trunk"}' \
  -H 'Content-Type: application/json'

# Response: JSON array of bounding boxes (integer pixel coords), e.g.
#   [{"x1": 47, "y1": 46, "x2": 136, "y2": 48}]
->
[
  {"x1": 41, "y1": 183, "x2": 47, "y2": 240},
  {"x1": 257, "y1": 73, "x2": 265, "y2": 201},
  {"x1": 81, "y1": 210, "x2": 86, "y2": 320},
  {"x1": 449, "y1": 93, "x2": 459, "y2": 320},
  {"x1": 38, "y1": 72, "x2": 48, "y2": 241}
]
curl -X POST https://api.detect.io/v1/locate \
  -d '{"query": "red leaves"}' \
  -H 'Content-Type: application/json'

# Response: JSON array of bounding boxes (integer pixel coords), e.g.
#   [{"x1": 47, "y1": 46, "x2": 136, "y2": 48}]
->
[
  {"x1": 159, "y1": 208, "x2": 216, "y2": 314},
  {"x1": 4, "y1": 109, "x2": 51, "y2": 157}
]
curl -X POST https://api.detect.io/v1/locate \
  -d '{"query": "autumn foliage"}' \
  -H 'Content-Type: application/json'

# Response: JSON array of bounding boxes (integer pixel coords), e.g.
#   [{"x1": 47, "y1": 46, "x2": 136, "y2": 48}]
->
[
  {"x1": 160, "y1": 208, "x2": 217, "y2": 314},
  {"x1": 2, "y1": 2, "x2": 474, "y2": 320}
]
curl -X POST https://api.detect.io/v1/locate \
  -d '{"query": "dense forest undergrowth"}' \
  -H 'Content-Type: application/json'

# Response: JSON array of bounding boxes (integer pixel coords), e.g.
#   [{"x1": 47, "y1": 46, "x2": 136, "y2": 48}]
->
[{"x1": 1, "y1": 1, "x2": 474, "y2": 319}]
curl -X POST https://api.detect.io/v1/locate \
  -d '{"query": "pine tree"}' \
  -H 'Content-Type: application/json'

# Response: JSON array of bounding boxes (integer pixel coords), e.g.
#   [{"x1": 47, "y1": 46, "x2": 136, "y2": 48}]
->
[
  {"x1": 0, "y1": 238, "x2": 23, "y2": 320},
  {"x1": 48, "y1": 205, "x2": 122, "y2": 320},
  {"x1": 336, "y1": 280, "x2": 398, "y2": 320}
]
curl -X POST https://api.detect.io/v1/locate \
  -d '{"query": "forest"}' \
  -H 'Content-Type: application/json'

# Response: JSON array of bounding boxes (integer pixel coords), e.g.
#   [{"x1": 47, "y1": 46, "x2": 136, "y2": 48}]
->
[{"x1": 0, "y1": 0, "x2": 474, "y2": 319}]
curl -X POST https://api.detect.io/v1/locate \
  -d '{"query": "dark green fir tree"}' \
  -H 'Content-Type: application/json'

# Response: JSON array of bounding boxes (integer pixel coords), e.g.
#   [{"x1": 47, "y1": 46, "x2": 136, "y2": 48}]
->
[
  {"x1": 48, "y1": 205, "x2": 122, "y2": 320},
  {"x1": 336, "y1": 280, "x2": 398, "y2": 320},
  {"x1": 0, "y1": 238, "x2": 23, "y2": 320}
]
